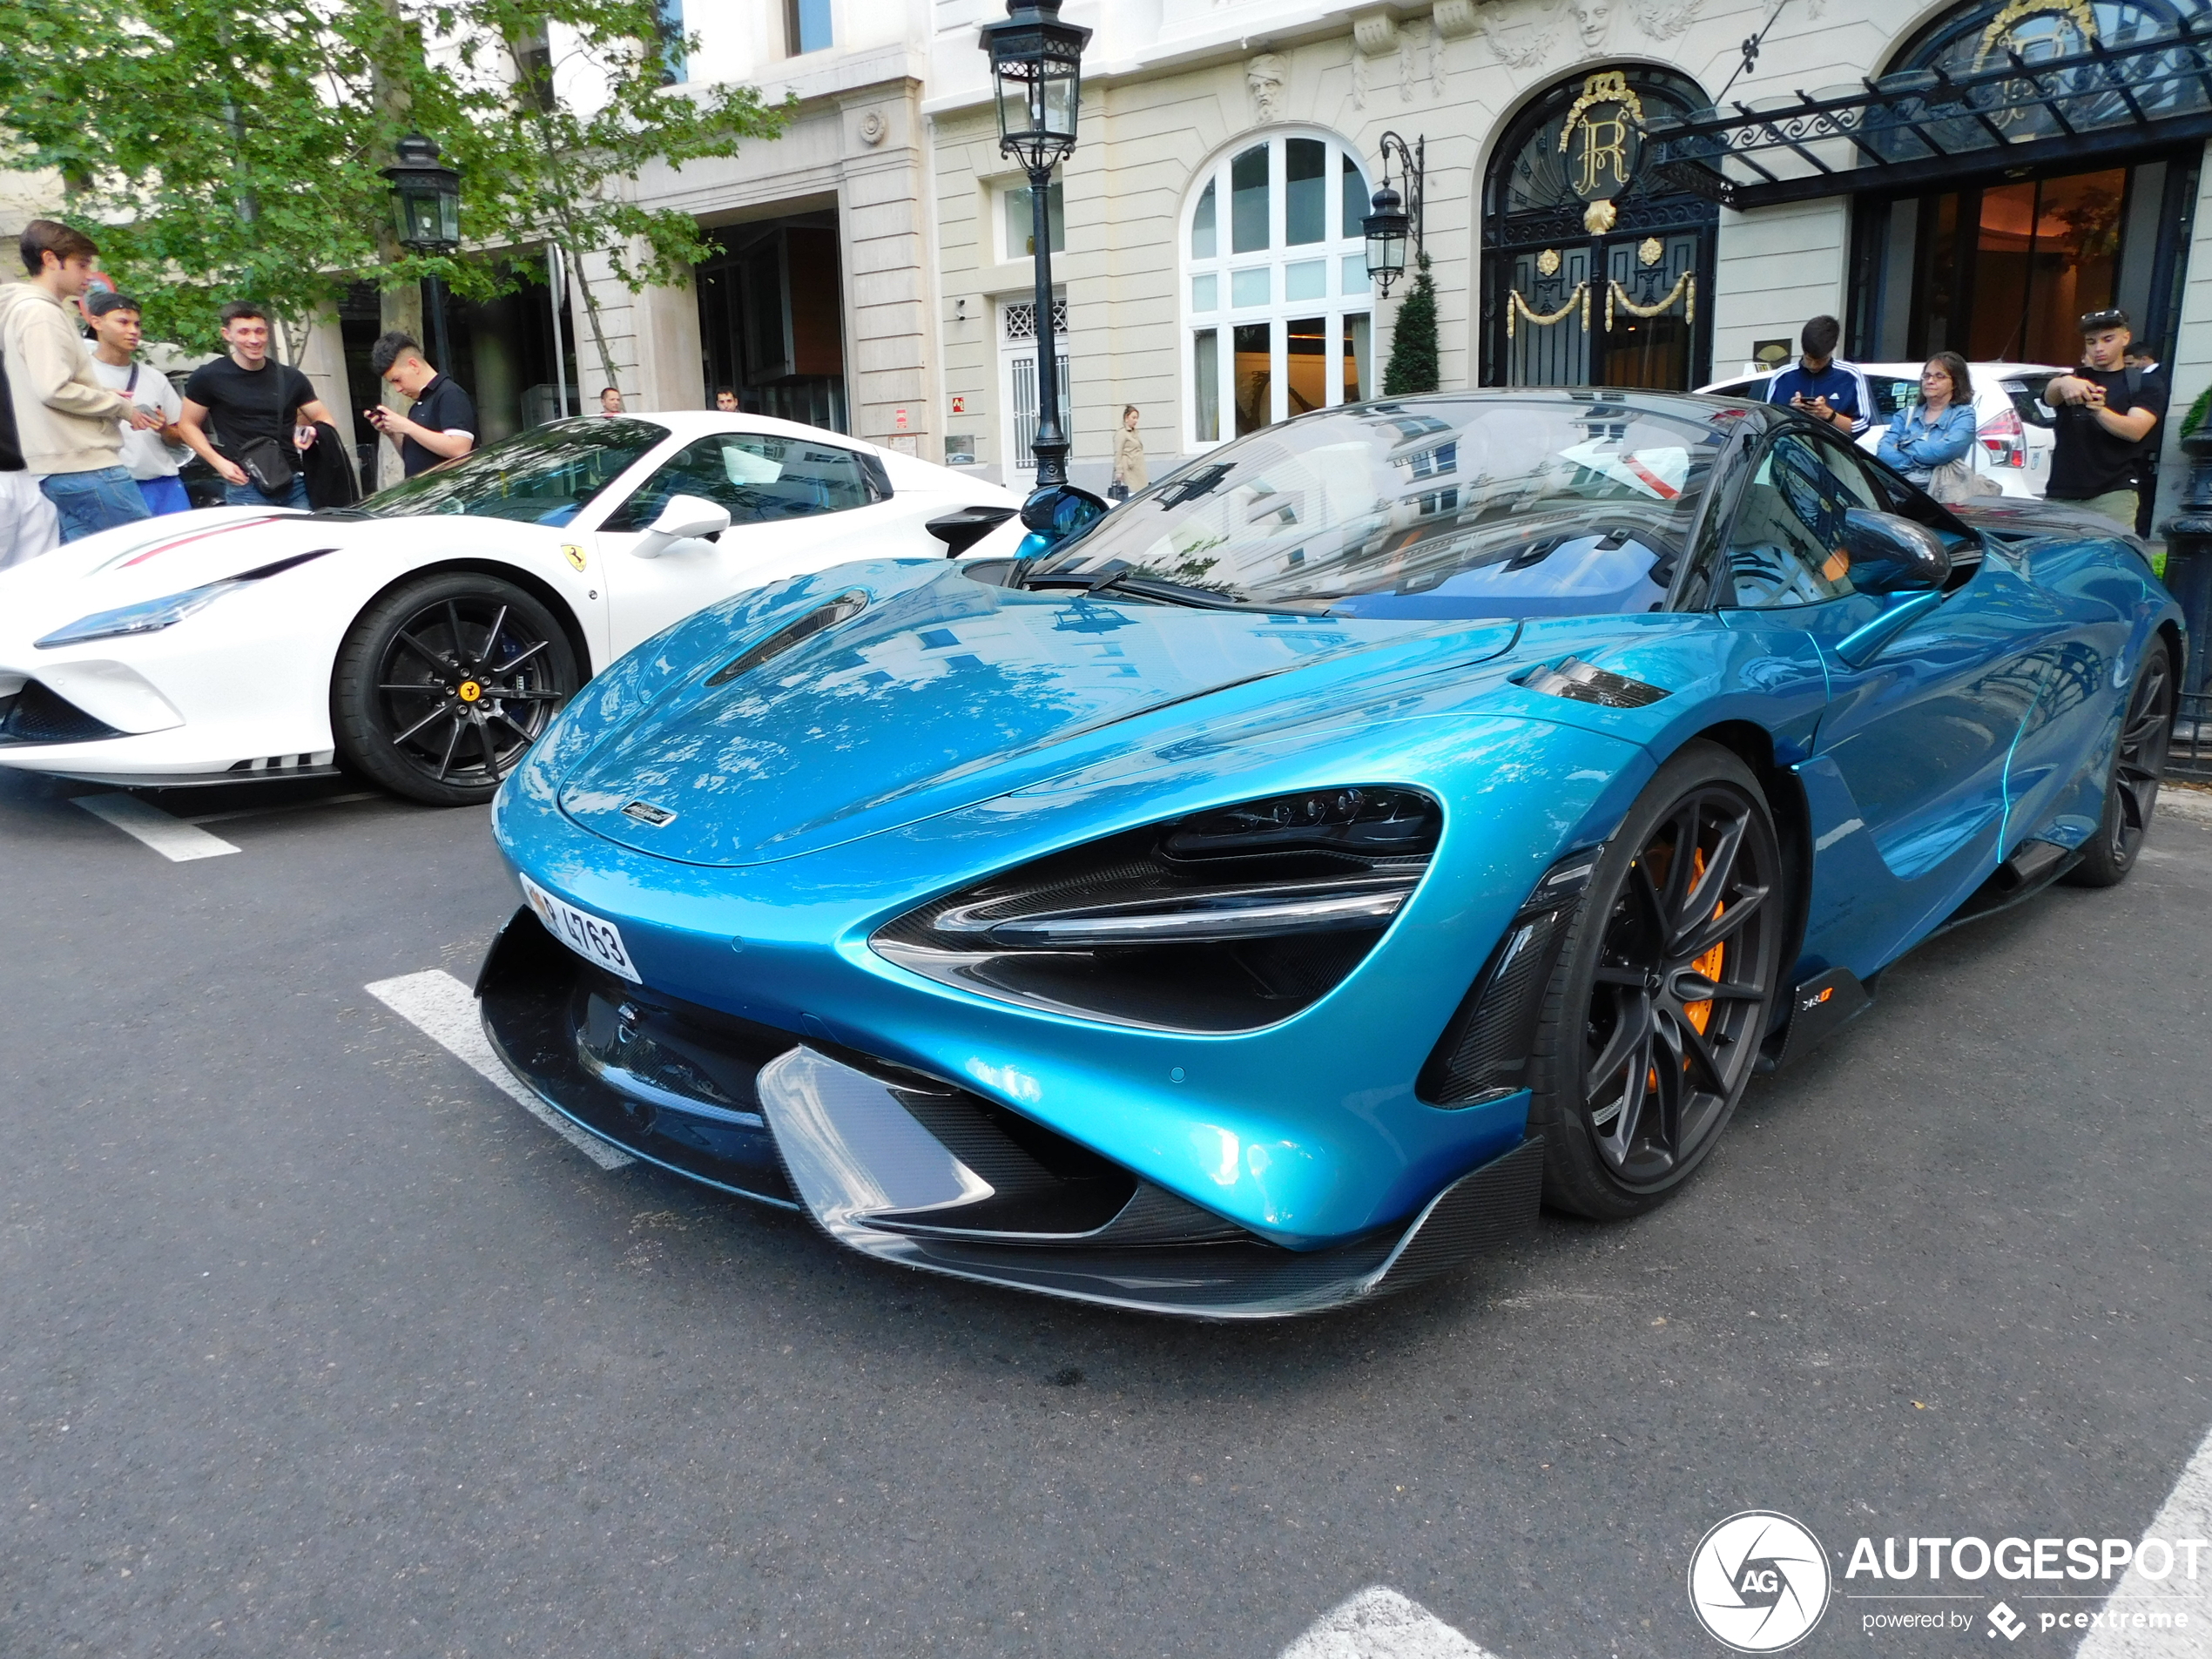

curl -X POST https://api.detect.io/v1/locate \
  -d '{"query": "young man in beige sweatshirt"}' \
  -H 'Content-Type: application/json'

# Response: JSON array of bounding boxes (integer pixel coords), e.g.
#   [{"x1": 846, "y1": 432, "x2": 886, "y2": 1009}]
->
[{"x1": 0, "y1": 220, "x2": 161, "y2": 543}]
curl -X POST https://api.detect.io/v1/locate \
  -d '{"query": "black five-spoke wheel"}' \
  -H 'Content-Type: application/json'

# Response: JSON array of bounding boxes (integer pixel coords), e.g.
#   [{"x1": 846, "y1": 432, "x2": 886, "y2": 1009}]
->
[
  {"x1": 2067, "y1": 639, "x2": 2175, "y2": 888},
  {"x1": 1530, "y1": 742, "x2": 1785, "y2": 1218},
  {"x1": 332, "y1": 573, "x2": 580, "y2": 806}
]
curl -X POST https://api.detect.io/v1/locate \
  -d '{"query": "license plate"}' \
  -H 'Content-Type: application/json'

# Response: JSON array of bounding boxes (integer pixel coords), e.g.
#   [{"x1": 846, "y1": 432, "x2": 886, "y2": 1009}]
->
[{"x1": 521, "y1": 874, "x2": 642, "y2": 983}]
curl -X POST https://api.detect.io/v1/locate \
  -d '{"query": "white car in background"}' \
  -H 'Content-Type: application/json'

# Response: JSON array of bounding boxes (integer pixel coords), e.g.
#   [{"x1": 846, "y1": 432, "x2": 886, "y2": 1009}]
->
[
  {"x1": 1697, "y1": 361, "x2": 2067, "y2": 498},
  {"x1": 0, "y1": 413, "x2": 1020, "y2": 805}
]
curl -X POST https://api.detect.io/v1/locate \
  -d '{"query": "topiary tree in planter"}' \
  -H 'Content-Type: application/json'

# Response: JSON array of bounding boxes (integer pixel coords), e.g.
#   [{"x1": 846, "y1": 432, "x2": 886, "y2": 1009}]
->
[{"x1": 1381, "y1": 252, "x2": 1440, "y2": 396}]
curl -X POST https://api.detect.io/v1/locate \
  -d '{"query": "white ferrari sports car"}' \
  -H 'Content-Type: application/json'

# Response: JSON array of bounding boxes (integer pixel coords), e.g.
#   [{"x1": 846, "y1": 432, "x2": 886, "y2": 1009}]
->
[{"x1": 0, "y1": 413, "x2": 1019, "y2": 804}]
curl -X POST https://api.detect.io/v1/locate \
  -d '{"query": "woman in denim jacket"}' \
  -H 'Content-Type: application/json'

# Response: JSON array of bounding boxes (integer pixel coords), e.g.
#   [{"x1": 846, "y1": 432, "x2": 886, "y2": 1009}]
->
[{"x1": 1876, "y1": 353, "x2": 1979, "y2": 487}]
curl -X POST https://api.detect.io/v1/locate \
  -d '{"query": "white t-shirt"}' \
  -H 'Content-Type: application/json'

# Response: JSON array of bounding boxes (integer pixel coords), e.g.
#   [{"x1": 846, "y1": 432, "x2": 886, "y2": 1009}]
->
[{"x1": 84, "y1": 354, "x2": 184, "y2": 481}]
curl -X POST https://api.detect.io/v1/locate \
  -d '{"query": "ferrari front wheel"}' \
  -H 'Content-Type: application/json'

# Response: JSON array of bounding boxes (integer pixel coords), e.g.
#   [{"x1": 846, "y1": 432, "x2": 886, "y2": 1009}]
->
[
  {"x1": 1527, "y1": 742, "x2": 1786, "y2": 1220},
  {"x1": 331, "y1": 572, "x2": 579, "y2": 806},
  {"x1": 2066, "y1": 638, "x2": 2174, "y2": 888}
]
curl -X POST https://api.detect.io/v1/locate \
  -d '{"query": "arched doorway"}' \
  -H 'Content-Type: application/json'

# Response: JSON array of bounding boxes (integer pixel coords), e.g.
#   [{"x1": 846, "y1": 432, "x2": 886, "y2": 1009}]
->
[{"x1": 1482, "y1": 66, "x2": 1716, "y2": 389}]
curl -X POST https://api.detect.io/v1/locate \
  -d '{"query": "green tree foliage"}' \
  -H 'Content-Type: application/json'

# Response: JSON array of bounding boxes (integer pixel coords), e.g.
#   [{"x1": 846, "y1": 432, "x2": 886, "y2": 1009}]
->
[
  {"x1": 0, "y1": 0, "x2": 787, "y2": 379},
  {"x1": 1380, "y1": 252, "x2": 1440, "y2": 397}
]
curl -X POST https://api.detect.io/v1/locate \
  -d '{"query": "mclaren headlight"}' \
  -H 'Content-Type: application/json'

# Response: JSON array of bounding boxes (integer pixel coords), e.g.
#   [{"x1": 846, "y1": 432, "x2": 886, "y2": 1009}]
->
[{"x1": 871, "y1": 786, "x2": 1440, "y2": 1032}]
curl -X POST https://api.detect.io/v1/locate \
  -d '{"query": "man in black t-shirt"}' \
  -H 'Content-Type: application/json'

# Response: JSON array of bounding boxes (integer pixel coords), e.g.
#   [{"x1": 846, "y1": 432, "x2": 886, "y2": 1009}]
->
[
  {"x1": 178, "y1": 300, "x2": 337, "y2": 510},
  {"x1": 365, "y1": 330, "x2": 477, "y2": 478},
  {"x1": 2045, "y1": 307, "x2": 2168, "y2": 531}
]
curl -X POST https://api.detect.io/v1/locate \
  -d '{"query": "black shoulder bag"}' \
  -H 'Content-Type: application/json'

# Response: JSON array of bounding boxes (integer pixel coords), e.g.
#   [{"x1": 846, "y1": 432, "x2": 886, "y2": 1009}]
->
[{"x1": 234, "y1": 367, "x2": 300, "y2": 496}]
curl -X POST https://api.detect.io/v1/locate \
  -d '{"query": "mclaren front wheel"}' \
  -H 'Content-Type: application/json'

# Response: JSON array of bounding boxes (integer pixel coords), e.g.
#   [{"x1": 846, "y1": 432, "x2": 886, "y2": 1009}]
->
[
  {"x1": 332, "y1": 572, "x2": 579, "y2": 806},
  {"x1": 1527, "y1": 742, "x2": 1786, "y2": 1220}
]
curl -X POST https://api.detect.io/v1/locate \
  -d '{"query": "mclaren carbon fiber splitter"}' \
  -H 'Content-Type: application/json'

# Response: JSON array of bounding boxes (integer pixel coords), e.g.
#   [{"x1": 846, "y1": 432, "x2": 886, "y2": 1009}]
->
[
  {"x1": 476, "y1": 904, "x2": 1547, "y2": 1318},
  {"x1": 482, "y1": 389, "x2": 2182, "y2": 1318}
]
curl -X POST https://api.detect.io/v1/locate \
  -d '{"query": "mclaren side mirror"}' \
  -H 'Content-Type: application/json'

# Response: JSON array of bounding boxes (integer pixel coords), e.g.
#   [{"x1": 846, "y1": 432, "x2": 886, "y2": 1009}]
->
[
  {"x1": 1838, "y1": 508, "x2": 1952, "y2": 594},
  {"x1": 631, "y1": 493, "x2": 732, "y2": 559},
  {"x1": 1017, "y1": 483, "x2": 1109, "y2": 549}
]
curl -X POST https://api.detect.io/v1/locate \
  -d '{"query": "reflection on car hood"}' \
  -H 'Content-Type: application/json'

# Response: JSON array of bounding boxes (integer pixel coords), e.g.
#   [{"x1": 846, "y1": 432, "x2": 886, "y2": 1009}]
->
[{"x1": 556, "y1": 567, "x2": 1520, "y2": 867}]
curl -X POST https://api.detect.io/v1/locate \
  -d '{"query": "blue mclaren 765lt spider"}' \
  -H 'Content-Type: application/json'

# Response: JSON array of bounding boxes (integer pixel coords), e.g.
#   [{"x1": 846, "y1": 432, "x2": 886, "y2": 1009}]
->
[{"x1": 479, "y1": 389, "x2": 2182, "y2": 1318}]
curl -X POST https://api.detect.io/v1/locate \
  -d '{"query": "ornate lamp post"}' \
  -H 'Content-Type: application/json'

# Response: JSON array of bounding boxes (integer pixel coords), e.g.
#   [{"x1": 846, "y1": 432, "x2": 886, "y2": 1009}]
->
[
  {"x1": 383, "y1": 133, "x2": 462, "y2": 374},
  {"x1": 1363, "y1": 132, "x2": 1424, "y2": 298},
  {"x1": 980, "y1": 0, "x2": 1089, "y2": 491}
]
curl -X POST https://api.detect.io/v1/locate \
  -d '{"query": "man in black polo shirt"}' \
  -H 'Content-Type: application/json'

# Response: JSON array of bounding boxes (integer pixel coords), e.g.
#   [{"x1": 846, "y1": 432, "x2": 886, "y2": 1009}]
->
[
  {"x1": 2045, "y1": 307, "x2": 2168, "y2": 530},
  {"x1": 365, "y1": 332, "x2": 477, "y2": 478}
]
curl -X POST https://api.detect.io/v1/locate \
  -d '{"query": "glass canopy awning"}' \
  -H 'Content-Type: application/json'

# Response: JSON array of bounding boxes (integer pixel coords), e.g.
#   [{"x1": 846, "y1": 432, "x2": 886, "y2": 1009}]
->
[{"x1": 1646, "y1": 13, "x2": 2212, "y2": 207}]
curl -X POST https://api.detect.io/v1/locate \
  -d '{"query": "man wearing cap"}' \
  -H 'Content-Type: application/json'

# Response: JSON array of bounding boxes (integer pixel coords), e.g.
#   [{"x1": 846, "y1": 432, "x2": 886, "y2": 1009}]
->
[
  {"x1": 2044, "y1": 307, "x2": 2168, "y2": 530},
  {"x1": 82, "y1": 289, "x2": 192, "y2": 516}
]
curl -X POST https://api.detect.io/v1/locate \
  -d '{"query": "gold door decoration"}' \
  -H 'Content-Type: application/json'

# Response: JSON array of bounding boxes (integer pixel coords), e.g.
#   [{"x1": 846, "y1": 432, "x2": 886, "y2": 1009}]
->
[
  {"x1": 1559, "y1": 71, "x2": 1646, "y2": 238},
  {"x1": 1508, "y1": 281, "x2": 1591, "y2": 338},
  {"x1": 1605, "y1": 273, "x2": 1696, "y2": 333},
  {"x1": 1972, "y1": 0, "x2": 2098, "y2": 69}
]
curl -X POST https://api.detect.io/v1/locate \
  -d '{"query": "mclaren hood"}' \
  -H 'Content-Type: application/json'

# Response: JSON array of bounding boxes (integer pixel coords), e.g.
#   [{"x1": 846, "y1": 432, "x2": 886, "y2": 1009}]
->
[{"x1": 554, "y1": 565, "x2": 1522, "y2": 867}]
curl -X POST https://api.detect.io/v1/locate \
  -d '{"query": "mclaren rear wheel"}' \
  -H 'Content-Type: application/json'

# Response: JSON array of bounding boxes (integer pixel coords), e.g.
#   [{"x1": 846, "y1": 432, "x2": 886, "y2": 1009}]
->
[
  {"x1": 2066, "y1": 638, "x2": 2174, "y2": 889},
  {"x1": 331, "y1": 572, "x2": 579, "y2": 806},
  {"x1": 1527, "y1": 742, "x2": 1786, "y2": 1220}
]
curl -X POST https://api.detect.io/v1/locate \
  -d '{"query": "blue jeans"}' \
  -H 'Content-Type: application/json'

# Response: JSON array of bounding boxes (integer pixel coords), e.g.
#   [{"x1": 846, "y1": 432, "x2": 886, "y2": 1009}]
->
[
  {"x1": 138, "y1": 475, "x2": 193, "y2": 516},
  {"x1": 41, "y1": 465, "x2": 152, "y2": 543},
  {"x1": 226, "y1": 474, "x2": 310, "y2": 510}
]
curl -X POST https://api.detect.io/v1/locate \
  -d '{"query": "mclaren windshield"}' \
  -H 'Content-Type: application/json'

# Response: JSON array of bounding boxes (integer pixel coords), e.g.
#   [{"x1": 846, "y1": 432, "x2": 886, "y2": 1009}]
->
[
  {"x1": 1028, "y1": 397, "x2": 1732, "y2": 619},
  {"x1": 350, "y1": 418, "x2": 667, "y2": 527}
]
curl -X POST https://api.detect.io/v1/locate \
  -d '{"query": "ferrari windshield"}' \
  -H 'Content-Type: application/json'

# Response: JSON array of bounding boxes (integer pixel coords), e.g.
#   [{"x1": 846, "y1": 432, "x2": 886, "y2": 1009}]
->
[
  {"x1": 1030, "y1": 398, "x2": 1732, "y2": 618},
  {"x1": 352, "y1": 418, "x2": 667, "y2": 526}
]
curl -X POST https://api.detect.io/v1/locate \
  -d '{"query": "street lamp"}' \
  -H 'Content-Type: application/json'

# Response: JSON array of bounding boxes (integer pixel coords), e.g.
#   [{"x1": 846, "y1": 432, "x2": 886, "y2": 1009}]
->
[
  {"x1": 383, "y1": 133, "x2": 462, "y2": 375},
  {"x1": 980, "y1": 0, "x2": 1089, "y2": 492},
  {"x1": 1363, "y1": 132, "x2": 1425, "y2": 299}
]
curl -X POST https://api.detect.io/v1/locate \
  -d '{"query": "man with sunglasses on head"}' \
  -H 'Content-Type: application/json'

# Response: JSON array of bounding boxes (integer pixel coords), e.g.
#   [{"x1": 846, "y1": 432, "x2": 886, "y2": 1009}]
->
[{"x1": 2045, "y1": 307, "x2": 2167, "y2": 531}]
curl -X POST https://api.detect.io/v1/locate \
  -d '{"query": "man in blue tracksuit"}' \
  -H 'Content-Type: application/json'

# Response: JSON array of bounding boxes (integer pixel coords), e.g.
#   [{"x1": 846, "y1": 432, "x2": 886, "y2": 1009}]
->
[{"x1": 1766, "y1": 314, "x2": 1871, "y2": 438}]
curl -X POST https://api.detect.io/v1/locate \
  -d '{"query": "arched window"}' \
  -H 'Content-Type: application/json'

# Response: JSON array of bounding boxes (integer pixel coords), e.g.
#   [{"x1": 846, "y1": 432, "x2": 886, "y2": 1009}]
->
[
  {"x1": 1182, "y1": 132, "x2": 1373, "y2": 450},
  {"x1": 1480, "y1": 66, "x2": 1716, "y2": 391}
]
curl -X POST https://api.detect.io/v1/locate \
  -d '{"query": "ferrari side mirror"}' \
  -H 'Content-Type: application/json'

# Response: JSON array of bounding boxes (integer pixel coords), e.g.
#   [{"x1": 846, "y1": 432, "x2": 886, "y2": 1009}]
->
[
  {"x1": 632, "y1": 493, "x2": 732, "y2": 559},
  {"x1": 1838, "y1": 508, "x2": 1951, "y2": 594}
]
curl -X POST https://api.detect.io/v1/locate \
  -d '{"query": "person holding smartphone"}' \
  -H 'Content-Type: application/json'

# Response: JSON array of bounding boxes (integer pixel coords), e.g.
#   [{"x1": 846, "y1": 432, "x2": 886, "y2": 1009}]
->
[
  {"x1": 364, "y1": 331, "x2": 475, "y2": 478},
  {"x1": 1765, "y1": 314, "x2": 1871, "y2": 437},
  {"x1": 2045, "y1": 308, "x2": 2167, "y2": 530}
]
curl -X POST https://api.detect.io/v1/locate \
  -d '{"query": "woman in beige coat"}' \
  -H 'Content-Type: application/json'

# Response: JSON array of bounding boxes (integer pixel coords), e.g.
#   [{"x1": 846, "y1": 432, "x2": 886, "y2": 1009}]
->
[{"x1": 1111, "y1": 404, "x2": 1146, "y2": 501}]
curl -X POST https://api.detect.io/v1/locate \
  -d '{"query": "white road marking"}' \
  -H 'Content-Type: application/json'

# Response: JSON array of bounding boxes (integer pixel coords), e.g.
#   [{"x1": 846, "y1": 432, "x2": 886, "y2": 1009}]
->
[
  {"x1": 2075, "y1": 1419, "x2": 2212, "y2": 1658},
  {"x1": 366, "y1": 968, "x2": 631, "y2": 1171},
  {"x1": 1279, "y1": 1588, "x2": 1498, "y2": 1659},
  {"x1": 72, "y1": 792, "x2": 239, "y2": 861}
]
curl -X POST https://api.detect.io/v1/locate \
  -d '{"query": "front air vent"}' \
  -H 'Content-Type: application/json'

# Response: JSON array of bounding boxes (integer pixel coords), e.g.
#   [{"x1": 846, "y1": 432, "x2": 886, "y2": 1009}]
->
[
  {"x1": 703, "y1": 590, "x2": 868, "y2": 688},
  {"x1": 0, "y1": 681, "x2": 124, "y2": 745},
  {"x1": 1522, "y1": 657, "x2": 1669, "y2": 709}
]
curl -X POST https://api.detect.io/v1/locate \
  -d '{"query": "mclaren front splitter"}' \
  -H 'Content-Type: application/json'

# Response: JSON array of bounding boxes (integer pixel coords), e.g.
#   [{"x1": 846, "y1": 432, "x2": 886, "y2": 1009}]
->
[{"x1": 476, "y1": 907, "x2": 1544, "y2": 1319}]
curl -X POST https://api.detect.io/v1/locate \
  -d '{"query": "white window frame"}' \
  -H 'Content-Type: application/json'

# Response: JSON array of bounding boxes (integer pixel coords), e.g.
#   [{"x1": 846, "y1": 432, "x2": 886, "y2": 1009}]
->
[
  {"x1": 1180, "y1": 127, "x2": 1375, "y2": 454},
  {"x1": 993, "y1": 177, "x2": 1067, "y2": 266},
  {"x1": 998, "y1": 292, "x2": 1071, "y2": 477}
]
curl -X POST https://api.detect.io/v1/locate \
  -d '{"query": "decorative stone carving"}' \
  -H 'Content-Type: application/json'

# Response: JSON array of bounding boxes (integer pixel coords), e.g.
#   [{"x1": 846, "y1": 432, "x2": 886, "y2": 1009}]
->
[
  {"x1": 1431, "y1": 13, "x2": 1450, "y2": 94},
  {"x1": 1472, "y1": 0, "x2": 1564, "y2": 71},
  {"x1": 1433, "y1": 0, "x2": 1480, "y2": 39},
  {"x1": 1351, "y1": 10, "x2": 1401, "y2": 55},
  {"x1": 1567, "y1": 0, "x2": 1614, "y2": 51},
  {"x1": 1247, "y1": 52, "x2": 1289, "y2": 123},
  {"x1": 857, "y1": 109, "x2": 887, "y2": 146},
  {"x1": 1629, "y1": 0, "x2": 1703, "y2": 39}
]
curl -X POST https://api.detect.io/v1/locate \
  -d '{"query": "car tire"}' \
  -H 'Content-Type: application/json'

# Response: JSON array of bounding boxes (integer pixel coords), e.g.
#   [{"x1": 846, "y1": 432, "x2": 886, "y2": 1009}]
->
[
  {"x1": 2066, "y1": 638, "x2": 2175, "y2": 888},
  {"x1": 331, "y1": 572, "x2": 580, "y2": 806},
  {"x1": 1525, "y1": 741, "x2": 1787, "y2": 1220}
]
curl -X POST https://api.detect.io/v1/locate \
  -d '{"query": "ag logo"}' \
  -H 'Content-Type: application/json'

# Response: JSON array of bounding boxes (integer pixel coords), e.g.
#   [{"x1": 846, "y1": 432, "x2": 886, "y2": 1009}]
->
[{"x1": 1688, "y1": 1511, "x2": 1831, "y2": 1652}]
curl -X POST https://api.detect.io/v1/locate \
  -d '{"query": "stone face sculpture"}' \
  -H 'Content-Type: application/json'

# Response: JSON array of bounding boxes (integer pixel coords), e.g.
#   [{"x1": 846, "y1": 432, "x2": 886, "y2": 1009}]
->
[
  {"x1": 1247, "y1": 53, "x2": 1289, "y2": 124},
  {"x1": 1568, "y1": 0, "x2": 1615, "y2": 51}
]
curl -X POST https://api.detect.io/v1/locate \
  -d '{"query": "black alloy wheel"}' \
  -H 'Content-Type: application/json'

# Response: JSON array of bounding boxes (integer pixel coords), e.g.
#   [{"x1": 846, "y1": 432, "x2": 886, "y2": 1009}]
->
[
  {"x1": 1528, "y1": 742, "x2": 1785, "y2": 1219},
  {"x1": 2067, "y1": 639, "x2": 2174, "y2": 888},
  {"x1": 331, "y1": 572, "x2": 579, "y2": 806}
]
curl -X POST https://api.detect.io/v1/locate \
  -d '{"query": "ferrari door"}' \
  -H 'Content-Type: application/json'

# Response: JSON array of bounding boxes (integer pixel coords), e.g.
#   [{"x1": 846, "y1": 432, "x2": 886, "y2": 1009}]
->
[
  {"x1": 1716, "y1": 430, "x2": 2060, "y2": 957},
  {"x1": 594, "y1": 430, "x2": 907, "y2": 654}
]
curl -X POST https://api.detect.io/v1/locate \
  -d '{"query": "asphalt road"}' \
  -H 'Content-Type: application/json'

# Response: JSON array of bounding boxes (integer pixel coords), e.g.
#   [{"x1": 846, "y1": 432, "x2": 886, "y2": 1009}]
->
[{"x1": 2, "y1": 766, "x2": 2208, "y2": 1659}]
